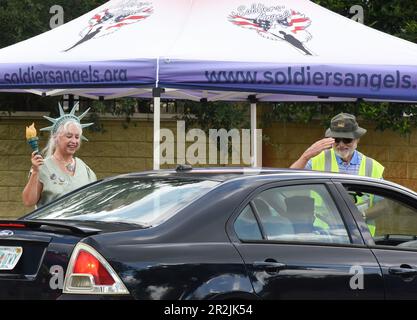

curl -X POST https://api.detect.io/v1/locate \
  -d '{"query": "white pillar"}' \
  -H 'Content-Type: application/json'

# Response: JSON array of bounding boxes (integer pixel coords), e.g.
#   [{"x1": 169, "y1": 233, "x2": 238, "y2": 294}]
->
[
  {"x1": 251, "y1": 101, "x2": 257, "y2": 167},
  {"x1": 153, "y1": 90, "x2": 161, "y2": 170}
]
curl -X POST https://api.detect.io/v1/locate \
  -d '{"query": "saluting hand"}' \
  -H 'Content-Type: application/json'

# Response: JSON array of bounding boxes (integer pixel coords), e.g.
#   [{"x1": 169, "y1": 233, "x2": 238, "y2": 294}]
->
[{"x1": 301, "y1": 138, "x2": 335, "y2": 161}]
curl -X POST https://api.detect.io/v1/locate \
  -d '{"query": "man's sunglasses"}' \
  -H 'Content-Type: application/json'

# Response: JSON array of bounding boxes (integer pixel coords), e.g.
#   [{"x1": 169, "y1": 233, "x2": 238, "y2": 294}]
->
[{"x1": 334, "y1": 138, "x2": 354, "y2": 144}]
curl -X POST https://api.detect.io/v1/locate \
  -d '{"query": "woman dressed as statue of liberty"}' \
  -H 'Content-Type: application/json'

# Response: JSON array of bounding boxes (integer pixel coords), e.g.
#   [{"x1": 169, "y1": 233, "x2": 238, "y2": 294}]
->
[{"x1": 22, "y1": 103, "x2": 97, "y2": 208}]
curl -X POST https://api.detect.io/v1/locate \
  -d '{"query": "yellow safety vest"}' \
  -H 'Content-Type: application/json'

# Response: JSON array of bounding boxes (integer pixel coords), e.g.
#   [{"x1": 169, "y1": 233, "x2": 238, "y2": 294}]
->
[{"x1": 311, "y1": 149, "x2": 384, "y2": 236}]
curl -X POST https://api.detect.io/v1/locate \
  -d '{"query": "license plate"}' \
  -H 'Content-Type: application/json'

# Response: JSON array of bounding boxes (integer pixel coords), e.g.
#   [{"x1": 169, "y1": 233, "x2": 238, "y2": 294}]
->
[{"x1": 0, "y1": 247, "x2": 23, "y2": 271}]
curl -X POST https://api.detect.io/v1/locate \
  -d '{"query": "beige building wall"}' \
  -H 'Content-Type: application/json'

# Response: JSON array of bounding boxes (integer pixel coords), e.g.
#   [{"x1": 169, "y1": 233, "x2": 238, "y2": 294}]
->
[{"x1": 1, "y1": 115, "x2": 415, "y2": 220}]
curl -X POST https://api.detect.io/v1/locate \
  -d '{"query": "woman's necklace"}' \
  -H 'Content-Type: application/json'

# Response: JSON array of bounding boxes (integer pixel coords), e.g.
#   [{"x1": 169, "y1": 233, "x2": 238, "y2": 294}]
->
[{"x1": 53, "y1": 155, "x2": 75, "y2": 173}]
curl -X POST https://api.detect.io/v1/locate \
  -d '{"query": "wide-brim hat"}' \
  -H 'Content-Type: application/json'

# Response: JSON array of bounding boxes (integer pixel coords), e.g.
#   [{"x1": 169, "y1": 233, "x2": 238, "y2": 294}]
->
[{"x1": 325, "y1": 113, "x2": 366, "y2": 139}]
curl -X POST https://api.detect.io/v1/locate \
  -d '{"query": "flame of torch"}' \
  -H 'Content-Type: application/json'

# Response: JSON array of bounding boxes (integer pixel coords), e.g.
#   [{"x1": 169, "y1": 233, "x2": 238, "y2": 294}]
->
[
  {"x1": 26, "y1": 123, "x2": 40, "y2": 155},
  {"x1": 26, "y1": 123, "x2": 37, "y2": 139}
]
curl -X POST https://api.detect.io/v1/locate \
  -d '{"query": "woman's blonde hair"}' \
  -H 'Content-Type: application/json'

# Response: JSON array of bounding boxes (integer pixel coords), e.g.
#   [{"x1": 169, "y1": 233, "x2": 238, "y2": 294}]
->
[{"x1": 43, "y1": 120, "x2": 82, "y2": 158}]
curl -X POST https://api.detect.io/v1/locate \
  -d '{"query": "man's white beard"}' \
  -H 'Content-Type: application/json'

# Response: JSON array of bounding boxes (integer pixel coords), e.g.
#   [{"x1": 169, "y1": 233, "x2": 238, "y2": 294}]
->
[{"x1": 334, "y1": 148, "x2": 353, "y2": 161}]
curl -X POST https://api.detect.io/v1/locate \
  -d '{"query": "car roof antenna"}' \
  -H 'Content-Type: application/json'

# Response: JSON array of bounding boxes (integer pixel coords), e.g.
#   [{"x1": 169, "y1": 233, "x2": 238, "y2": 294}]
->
[{"x1": 176, "y1": 164, "x2": 193, "y2": 172}]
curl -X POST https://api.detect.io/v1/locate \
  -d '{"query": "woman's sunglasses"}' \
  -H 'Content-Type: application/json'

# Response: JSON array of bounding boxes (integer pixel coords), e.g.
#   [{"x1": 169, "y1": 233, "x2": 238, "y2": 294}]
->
[{"x1": 334, "y1": 138, "x2": 354, "y2": 144}]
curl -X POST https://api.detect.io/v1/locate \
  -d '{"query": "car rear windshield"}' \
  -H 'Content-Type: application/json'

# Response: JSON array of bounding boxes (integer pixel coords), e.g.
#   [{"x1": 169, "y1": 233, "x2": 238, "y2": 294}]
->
[{"x1": 28, "y1": 177, "x2": 219, "y2": 226}]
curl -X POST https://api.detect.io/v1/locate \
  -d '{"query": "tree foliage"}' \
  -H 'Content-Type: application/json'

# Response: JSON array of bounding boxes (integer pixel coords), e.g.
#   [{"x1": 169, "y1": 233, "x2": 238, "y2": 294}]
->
[
  {"x1": 314, "y1": 0, "x2": 417, "y2": 42},
  {"x1": 264, "y1": 100, "x2": 417, "y2": 135},
  {"x1": 178, "y1": 100, "x2": 250, "y2": 133},
  {"x1": 0, "y1": 0, "x2": 107, "y2": 49}
]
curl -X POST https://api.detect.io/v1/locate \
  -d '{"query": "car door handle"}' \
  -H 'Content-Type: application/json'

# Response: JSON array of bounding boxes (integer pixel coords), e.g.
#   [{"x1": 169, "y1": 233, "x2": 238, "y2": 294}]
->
[
  {"x1": 253, "y1": 261, "x2": 287, "y2": 274},
  {"x1": 389, "y1": 266, "x2": 417, "y2": 277}
]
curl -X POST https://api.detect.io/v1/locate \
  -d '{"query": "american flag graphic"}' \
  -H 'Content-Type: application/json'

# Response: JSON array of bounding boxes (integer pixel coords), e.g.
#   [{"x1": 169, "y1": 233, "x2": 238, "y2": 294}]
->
[
  {"x1": 229, "y1": 9, "x2": 311, "y2": 35},
  {"x1": 86, "y1": 5, "x2": 153, "y2": 33},
  {"x1": 66, "y1": 2, "x2": 153, "y2": 52},
  {"x1": 286, "y1": 10, "x2": 311, "y2": 33},
  {"x1": 228, "y1": 15, "x2": 272, "y2": 33},
  {"x1": 228, "y1": 7, "x2": 314, "y2": 56}
]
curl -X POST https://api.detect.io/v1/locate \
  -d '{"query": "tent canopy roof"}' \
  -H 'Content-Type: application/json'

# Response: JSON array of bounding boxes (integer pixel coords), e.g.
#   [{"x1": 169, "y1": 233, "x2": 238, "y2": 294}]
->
[{"x1": 1, "y1": 0, "x2": 417, "y2": 102}]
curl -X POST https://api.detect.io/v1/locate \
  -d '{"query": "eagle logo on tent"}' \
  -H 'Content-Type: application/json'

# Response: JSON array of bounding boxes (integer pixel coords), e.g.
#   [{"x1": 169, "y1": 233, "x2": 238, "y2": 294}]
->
[
  {"x1": 229, "y1": 4, "x2": 314, "y2": 56},
  {"x1": 65, "y1": 0, "x2": 153, "y2": 52}
]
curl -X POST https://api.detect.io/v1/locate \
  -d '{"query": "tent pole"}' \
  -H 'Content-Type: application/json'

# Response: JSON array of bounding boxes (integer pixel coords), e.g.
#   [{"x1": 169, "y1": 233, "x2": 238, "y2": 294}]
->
[
  {"x1": 248, "y1": 95, "x2": 258, "y2": 168},
  {"x1": 153, "y1": 88, "x2": 162, "y2": 170}
]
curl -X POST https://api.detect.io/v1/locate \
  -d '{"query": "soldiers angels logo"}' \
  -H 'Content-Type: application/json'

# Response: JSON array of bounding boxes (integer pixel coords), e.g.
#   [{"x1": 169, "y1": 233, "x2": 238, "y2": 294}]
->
[
  {"x1": 229, "y1": 3, "x2": 314, "y2": 56},
  {"x1": 65, "y1": 0, "x2": 153, "y2": 52}
]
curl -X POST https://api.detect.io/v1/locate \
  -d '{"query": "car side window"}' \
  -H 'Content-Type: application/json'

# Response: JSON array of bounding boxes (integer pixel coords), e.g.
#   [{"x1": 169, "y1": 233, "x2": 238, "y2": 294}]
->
[
  {"x1": 253, "y1": 184, "x2": 350, "y2": 244},
  {"x1": 344, "y1": 186, "x2": 417, "y2": 248},
  {"x1": 234, "y1": 205, "x2": 263, "y2": 240}
]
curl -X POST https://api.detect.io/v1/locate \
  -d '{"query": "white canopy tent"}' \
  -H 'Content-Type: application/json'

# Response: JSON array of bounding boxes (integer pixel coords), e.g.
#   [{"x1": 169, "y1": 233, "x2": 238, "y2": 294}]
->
[{"x1": 1, "y1": 0, "x2": 417, "y2": 169}]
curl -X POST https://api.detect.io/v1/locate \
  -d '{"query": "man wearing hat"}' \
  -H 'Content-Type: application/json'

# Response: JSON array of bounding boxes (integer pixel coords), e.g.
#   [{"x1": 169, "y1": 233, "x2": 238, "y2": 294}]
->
[
  {"x1": 290, "y1": 113, "x2": 384, "y2": 237},
  {"x1": 290, "y1": 112, "x2": 384, "y2": 178}
]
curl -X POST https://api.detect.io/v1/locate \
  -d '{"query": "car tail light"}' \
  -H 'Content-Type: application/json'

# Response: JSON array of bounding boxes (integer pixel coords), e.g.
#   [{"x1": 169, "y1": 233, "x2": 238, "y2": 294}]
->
[
  {"x1": 73, "y1": 251, "x2": 115, "y2": 285},
  {"x1": 63, "y1": 243, "x2": 129, "y2": 295},
  {"x1": 0, "y1": 223, "x2": 26, "y2": 228}
]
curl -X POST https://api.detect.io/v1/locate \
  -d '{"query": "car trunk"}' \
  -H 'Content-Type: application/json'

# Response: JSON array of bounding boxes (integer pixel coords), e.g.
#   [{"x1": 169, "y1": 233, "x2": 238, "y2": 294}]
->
[{"x1": 0, "y1": 220, "x2": 137, "y2": 299}]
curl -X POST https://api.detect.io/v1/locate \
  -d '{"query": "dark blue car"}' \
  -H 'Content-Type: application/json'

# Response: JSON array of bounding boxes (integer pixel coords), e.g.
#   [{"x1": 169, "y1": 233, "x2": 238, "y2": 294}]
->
[{"x1": 1, "y1": 167, "x2": 417, "y2": 299}]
